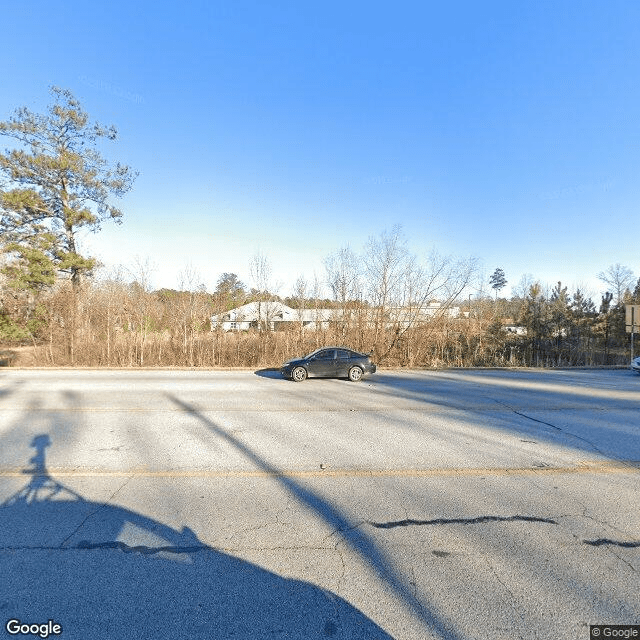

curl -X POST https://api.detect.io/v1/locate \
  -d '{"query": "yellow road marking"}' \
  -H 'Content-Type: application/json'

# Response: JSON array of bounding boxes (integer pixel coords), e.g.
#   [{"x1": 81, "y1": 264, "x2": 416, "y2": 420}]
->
[{"x1": 0, "y1": 461, "x2": 637, "y2": 479}]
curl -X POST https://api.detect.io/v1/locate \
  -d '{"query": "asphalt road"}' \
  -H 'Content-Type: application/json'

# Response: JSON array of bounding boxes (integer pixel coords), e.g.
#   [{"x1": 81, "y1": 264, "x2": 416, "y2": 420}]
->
[{"x1": 0, "y1": 368, "x2": 639, "y2": 639}]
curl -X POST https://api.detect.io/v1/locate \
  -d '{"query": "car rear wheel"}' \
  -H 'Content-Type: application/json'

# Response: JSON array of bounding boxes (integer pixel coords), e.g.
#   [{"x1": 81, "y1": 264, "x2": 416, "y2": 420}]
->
[
  {"x1": 348, "y1": 366, "x2": 363, "y2": 382},
  {"x1": 292, "y1": 366, "x2": 307, "y2": 382}
]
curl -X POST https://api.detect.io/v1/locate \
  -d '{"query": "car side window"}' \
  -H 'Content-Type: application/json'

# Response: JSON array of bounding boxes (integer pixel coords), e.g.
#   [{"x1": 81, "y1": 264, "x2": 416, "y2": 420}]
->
[
  {"x1": 317, "y1": 350, "x2": 335, "y2": 360},
  {"x1": 336, "y1": 349, "x2": 350, "y2": 359}
]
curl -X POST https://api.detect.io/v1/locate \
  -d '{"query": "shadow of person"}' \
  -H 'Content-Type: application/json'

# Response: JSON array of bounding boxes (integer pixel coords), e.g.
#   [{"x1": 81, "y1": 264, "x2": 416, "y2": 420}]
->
[
  {"x1": 0, "y1": 435, "x2": 392, "y2": 640},
  {"x1": 3, "y1": 435, "x2": 84, "y2": 508}
]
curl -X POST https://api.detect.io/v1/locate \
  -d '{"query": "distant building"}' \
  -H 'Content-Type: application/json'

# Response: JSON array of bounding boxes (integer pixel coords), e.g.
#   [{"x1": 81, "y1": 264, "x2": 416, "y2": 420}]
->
[
  {"x1": 210, "y1": 301, "x2": 333, "y2": 332},
  {"x1": 503, "y1": 319, "x2": 527, "y2": 335},
  {"x1": 211, "y1": 301, "x2": 461, "y2": 332},
  {"x1": 387, "y1": 302, "x2": 460, "y2": 325}
]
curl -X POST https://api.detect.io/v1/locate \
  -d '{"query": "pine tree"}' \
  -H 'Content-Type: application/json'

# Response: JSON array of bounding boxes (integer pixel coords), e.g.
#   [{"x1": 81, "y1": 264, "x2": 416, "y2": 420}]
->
[
  {"x1": 548, "y1": 282, "x2": 571, "y2": 363},
  {"x1": 0, "y1": 87, "x2": 137, "y2": 291},
  {"x1": 518, "y1": 283, "x2": 546, "y2": 365},
  {"x1": 489, "y1": 268, "x2": 507, "y2": 300},
  {"x1": 570, "y1": 289, "x2": 596, "y2": 364}
]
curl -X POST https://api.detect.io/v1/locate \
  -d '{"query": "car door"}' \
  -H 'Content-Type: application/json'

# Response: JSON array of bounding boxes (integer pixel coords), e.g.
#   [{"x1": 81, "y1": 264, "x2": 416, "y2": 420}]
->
[
  {"x1": 335, "y1": 349, "x2": 352, "y2": 377},
  {"x1": 307, "y1": 349, "x2": 337, "y2": 377}
]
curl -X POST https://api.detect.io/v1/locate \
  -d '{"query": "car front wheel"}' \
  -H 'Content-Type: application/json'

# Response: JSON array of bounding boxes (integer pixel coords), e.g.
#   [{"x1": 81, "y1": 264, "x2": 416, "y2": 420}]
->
[
  {"x1": 348, "y1": 366, "x2": 363, "y2": 382},
  {"x1": 292, "y1": 366, "x2": 307, "y2": 382}
]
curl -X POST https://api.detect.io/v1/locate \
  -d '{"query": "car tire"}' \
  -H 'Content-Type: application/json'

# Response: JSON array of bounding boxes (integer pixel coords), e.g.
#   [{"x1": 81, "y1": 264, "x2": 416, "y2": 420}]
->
[
  {"x1": 348, "y1": 366, "x2": 363, "y2": 382},
  {"x1": 292, "y1": 366, "x2": 307, "y2": 382}
]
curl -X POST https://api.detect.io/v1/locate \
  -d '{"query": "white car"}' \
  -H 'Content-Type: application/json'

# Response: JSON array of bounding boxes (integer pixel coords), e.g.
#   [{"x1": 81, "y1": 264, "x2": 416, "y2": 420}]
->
[{"x1": 631, "y1": 356, "x2": 640, "y2": 373}]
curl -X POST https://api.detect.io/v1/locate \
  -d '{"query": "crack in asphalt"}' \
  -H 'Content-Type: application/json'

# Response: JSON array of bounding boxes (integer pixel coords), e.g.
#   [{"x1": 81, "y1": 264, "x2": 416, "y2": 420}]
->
[
  {"x1": 582, "y1": 534, "x2": 640, "y2": 574},
  {"x1": 0, "y1": 542, "x2": 210, "y2": 554},
  {"x1": 0, "y1": 542, "x2": 335, "y2": 555},
  {"x1": 59, "y1": 475, "x2": 134, "y2": 548},
  {"x1": 75, "y1": 540, "x2": 206, "y2": 554},
  {"x1": 367, "y1": 515, "x2": 558, "y2": 529},
  {"x1": 583, "y1": 539, "x2": 640, "y2": 548},
  {"x1": 482, "y1": 556, "x2": 526, "y2": 640},
  {"x1": 491, "y1": 398, "x2": 621, "y2": 460}
]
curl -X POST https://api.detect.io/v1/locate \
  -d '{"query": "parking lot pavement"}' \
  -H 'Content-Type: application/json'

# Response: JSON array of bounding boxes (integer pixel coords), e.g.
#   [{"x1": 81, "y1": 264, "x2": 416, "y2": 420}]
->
[{"x1": 0, "y1": 368, "x2": 639, "y2": 639}]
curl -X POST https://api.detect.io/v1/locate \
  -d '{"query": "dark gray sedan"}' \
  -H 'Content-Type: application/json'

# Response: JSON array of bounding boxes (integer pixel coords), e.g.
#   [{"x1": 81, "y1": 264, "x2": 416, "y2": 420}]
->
[{"x1": 281, "y1": 347, "x2": 377, "y2": 382}]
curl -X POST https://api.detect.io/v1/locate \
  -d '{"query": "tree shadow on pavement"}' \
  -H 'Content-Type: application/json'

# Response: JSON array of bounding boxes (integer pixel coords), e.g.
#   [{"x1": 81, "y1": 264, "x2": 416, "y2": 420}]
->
[
  {"x1": 365, "y1": 369, "x2": 640, "y2": 462},
  {"x1": 165, "y1": 393, "x2": 467, "y2": 640},
  {"x1": 0, "y1": 435, "x2": 393, "y2": 640}
]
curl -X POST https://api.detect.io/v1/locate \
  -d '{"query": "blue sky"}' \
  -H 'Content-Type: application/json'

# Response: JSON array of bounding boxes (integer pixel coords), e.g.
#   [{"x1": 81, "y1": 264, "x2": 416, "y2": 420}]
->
[{"x1": 2, "y1": 1, "x2": 639, "y2": 300}]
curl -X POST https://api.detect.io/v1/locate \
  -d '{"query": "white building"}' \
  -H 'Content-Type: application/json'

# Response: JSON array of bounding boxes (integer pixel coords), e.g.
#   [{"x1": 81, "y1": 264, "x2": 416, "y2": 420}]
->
[
  {"x1": 211, "y1": 301, "x2": 461, "y2": 332},
  {"x1": 210, "y1": 301, "x2": 333, "y2": 332}
]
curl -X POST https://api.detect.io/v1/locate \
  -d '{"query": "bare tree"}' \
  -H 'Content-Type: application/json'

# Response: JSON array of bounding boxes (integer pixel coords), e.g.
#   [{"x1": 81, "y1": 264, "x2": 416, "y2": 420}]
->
[
  {"x1": 512, "y1": 274, "x2": 535, "y2": 300},
  {"x1": 325, "y1": 246, "x2": 360, "y2": 303},
  {"x1": 94, "y1": 265, "x2": 127, "y2": 365},
  {"x1": 598, "y1": 264, "x2": 635, "y2": 305},
  {"x1": 324, "y1": 245, "x2": 361, "y2": 338},
  {"x1": 362, "y1": 226, "x2": 478, "y2": 361},
  {"x1": 177, "y1": 263, "x2": 208, "y2": 366},
  {"x1": 291, "y1": 275, "x2": 308, "y2": 339},
  {"x1": 249, "y1": 251, "x2": 278, "y2": 332},
  {"x1": 362, "y1": 226, "x2": 409, "y2": 354},
  {"x1": 126, "y1": 257, "x2": 156, "y2": 366}
]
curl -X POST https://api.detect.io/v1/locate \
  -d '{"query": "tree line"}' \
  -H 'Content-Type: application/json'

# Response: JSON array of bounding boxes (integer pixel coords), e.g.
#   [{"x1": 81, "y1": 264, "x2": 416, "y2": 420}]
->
[
  {"x1": 0, "y1": 255, "x2": 636, "y2": 368},
  {"x1": 0, "y1": 88, "x2": 636, "y2": 368}
]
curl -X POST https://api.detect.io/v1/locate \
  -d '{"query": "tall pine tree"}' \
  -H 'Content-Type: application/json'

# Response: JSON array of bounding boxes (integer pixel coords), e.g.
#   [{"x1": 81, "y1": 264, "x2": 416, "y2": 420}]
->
[{"x1": 0, "y1": 87, "x2": 137, "y2": 291}]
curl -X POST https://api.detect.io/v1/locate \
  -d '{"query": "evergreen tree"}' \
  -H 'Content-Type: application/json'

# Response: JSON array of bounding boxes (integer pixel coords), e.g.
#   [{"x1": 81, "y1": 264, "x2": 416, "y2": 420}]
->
[
  {"x1": 548, "y1": 282, "x2": 571, "y2": 363},
  {"x1": 0, "y1": 87, "x2": 137, "y2": 291},
  {"x1": 595, "y1": 292, "x2": 615, "y2": 363},
  {"x1": 489, "y1": 267, "x2": 507, "y2": 300},
  {"x1": 518, "y1": 283, "x2": 547, "y2": 365},
  {"x1": 214, "y1": 273, "x2": 246, "y2": 310},
  {"x1": 569, "y1": 289, "x2": 596, "y2": 364}
]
